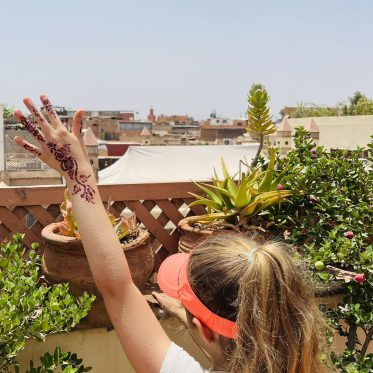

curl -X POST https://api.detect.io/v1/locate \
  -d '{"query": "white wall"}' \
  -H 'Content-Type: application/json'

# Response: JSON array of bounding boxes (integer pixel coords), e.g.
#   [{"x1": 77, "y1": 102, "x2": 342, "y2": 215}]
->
[
  {"x1": 209, "y1": 117, "x2": 233, "y2": 126},
  {"x1": 16, "y1": 318, "x2": 211, "y2": 373}
]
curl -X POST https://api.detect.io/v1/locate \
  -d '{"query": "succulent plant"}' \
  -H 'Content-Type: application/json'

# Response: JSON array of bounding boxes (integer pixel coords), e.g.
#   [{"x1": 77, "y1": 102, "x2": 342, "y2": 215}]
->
[
  {"x1": 59, "y1": 189, "x2": 80, "y2": 238},
  {"x1": 59, "y1": 190, "x2": 139, "y2": 241},
  {"x1": 247, "y1": 84, "x2": 276, "y2": 168},
  {"x1": 188, "y1": 148, "x2": 294, "y2": 226},
  {"x1": 115, "y1": 213, "x2": 139, "y2": 241}
]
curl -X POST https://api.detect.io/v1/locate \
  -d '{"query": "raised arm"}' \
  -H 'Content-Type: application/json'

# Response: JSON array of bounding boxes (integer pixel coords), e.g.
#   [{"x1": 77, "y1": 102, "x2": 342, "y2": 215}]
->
[{"x1": 15, "y1": 96, "x2": 171, "y2": 373}]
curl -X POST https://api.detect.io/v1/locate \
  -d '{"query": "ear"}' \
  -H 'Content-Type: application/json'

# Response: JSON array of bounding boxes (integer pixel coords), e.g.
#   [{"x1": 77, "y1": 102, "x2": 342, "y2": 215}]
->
[{"x1": 192, "y1": 317, "x2": 215, "y2": 343}]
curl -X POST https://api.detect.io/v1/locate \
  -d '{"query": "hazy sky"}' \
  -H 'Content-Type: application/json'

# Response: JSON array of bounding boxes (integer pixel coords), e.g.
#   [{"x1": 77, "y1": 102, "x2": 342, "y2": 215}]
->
[{"x1": 1, "y1": 1, "x2": 373, "y2": 120}]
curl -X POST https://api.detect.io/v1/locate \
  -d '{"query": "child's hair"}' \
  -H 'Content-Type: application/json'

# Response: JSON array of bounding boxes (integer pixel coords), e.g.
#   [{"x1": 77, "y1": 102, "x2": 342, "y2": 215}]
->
[{"x1": 187, "y1": 234, "x2": 330, "y2": 373}]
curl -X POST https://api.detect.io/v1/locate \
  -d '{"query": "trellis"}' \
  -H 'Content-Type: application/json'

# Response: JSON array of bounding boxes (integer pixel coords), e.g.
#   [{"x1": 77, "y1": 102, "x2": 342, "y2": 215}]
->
[{"x1": 0, "y1": 183, "x2": 205, "y2": 270}]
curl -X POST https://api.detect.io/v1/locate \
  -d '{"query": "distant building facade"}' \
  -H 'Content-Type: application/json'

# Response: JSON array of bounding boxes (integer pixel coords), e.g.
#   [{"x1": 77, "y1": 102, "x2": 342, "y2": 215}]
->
[{"x1": 268, "y1": 115, "x2": 372, "y2": 156}]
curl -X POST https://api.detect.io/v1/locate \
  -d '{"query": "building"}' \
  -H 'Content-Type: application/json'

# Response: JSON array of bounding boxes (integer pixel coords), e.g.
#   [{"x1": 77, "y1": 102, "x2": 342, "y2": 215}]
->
[
  {"x1": 271, "y1": 115, "x2": 372, "y2": 155},
  {"x1": 1, "y1": 128, "x2": 62, "y2": 186},
  {"x1": 147, "y1": 108, "x2": 156, "y2": 123},
  {"x1": 118, "y1": 121, "x2": 152, "y2": 140},
  {"x1": 156, "y1": 114, "x2": 197, "y2": 126},
  {"x1": 199, "y1": 116, "x2": 247, "y2": 142}
]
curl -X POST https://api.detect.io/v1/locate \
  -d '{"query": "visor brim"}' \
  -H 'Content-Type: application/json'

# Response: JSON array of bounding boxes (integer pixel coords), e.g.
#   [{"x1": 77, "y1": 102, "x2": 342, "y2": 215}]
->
[{"x1": 157, "y1": 253, "x2": 188, "y2": 299}]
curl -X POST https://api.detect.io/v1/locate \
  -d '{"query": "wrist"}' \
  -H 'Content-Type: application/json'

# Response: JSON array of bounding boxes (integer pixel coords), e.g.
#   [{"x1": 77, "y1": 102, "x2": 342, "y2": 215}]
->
[
  {"x1": 64, "y1": 162, "x2": 97, "y2": 203},
  {"x1": 64, "y1": 161, "x2": 93, "y2": 182}
]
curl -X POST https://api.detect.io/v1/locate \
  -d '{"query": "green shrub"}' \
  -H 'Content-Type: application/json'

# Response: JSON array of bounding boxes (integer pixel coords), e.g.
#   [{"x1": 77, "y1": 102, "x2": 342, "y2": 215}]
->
[
  {"x1": 23, "y1": 346, "x2": 91, "y2": 373},
  {"x1": 268, "y1": 129, "x2": 372, "y2": 371},
  {"x1": 0, "y1": 233, "x2": 95, "y2": 372}
]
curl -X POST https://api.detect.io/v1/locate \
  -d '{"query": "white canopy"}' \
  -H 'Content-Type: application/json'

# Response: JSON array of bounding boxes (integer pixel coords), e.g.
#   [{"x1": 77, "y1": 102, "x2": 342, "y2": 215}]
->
[{"x1": 98, "y1": 145, "x2": 259, "y2": 184}]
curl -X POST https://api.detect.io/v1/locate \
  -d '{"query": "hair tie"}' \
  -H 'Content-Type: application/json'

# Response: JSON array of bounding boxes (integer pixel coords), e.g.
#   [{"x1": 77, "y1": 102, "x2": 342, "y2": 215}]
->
[{"x1": 247, "y1": 248, "x2": 257, "y2": 264}]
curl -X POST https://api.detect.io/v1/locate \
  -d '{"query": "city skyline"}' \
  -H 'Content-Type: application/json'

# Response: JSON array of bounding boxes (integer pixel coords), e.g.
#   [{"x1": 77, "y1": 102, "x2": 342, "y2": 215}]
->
[{"x1": 1, "y1": 1, "x2": 373, "y2": 120}]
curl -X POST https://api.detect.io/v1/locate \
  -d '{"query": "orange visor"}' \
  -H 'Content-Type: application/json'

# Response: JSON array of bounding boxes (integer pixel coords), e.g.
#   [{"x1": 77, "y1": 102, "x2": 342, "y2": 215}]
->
[{"x1": 158, "y1": 253, "x2": 237, "y2": 339}]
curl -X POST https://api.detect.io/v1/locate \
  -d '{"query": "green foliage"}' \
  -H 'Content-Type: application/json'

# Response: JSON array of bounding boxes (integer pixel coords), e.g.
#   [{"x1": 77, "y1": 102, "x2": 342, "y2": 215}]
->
[
  {"x1": 3, "y1": 106, "x2": 14, "y2": 119},
  {"x1": 332, "y1": 350, "x2": 373, "y2": 373},
  {"x1": 290, "y1": 103, "x2": 341, "y2": 118},
  {"x1": 188, "y1": 149, "x2": 294, "y2": 226},
  {"x1": 0, "y1": 234, "x2": 95, "y2": 372},
  {"x1": 247, "y1": 84, "x2": 276, "y2": 167},
  {"x1": 23, "y1": 346, "x2": 91, "y2": 373},
  {"x1": 290, "y1": 91, "x2": 373, "y2": 118},
  {"x1": 342, "y1": 91, "x2": 373, "y2": 116},
  {"x1": 271, "y1": 128, "x2": 373, "y2": 370}
]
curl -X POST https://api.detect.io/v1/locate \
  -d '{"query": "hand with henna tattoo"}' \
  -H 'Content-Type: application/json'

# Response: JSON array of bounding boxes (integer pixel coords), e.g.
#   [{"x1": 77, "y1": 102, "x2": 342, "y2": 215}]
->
[{"x1": 14, "y1": 95, "x2": 96, "y2": 203}]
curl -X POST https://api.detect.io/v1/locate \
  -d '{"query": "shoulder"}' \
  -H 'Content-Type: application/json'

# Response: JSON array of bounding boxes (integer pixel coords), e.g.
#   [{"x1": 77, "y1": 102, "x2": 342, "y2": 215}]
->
[{"x1": 160, "y1": 342, "x2": 209, "y2": 373}]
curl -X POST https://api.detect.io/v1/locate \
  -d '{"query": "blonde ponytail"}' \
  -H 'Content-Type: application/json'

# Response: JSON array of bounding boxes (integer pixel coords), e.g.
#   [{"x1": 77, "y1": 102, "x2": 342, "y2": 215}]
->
[{"x1": 188, "y1": 235, "x2": 331, "y2": 373}]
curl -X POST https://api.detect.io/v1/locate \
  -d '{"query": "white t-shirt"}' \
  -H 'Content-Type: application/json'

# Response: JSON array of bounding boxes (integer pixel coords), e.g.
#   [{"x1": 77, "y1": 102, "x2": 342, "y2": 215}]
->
[{"x1": 160, "y1": 342, "x2": 210, "y2": 373}]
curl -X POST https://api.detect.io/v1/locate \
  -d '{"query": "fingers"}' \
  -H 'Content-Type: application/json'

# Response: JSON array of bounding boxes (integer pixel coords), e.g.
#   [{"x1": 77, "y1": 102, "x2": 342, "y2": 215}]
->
[
  {"x1": 23, "y1": 97, "x2": 51, "y2": 134},
  {"x1": 14, "y1": 136, "x2": 42, "y2": 156},
  {"x1": 72, "y1": 109, "x2": 89, "y2": 162},
  {"x1": 14, "y1": 110, "x2": 46, "y2": 143},
  {"x1": 40, "y1": 95, "x2": 62, "y2": 128},
  {"x1": 72, "y1": 109, "x2": 85, "y2": 137}
]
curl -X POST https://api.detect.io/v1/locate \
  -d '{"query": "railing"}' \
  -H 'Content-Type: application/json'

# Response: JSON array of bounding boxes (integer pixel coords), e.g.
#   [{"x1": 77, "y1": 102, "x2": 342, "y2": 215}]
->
[{"x1": 0, "y1": 183, "x2": 206, "y2": 269}]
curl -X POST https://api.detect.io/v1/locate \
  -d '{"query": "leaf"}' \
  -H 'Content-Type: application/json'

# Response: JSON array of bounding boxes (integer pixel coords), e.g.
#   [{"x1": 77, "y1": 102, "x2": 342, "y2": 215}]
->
[
  {"x1": 258, "y1": 147, "x2": 275, "y2": 192},
  {"x1": 188, "y1": 199, "x2": 223, "y2": 211},
  {"x1": 221, "y1": 158, "x2": 230, "y2": 179},
  {"x1": 234, "y1": 174, "x2": 250, "y2": 208},
  {"x1": 239, "y1": 200, "x2": 260, "y2": 217},
  {"x1": 193, "y1": 182, "x2": 222, "y2": 206}
]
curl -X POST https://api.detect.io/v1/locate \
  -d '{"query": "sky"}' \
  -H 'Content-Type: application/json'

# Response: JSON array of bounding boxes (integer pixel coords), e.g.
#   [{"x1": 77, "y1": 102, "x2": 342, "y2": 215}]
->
[{"x1": 1, "y1": 0, "x2": 373, "y2": 120}]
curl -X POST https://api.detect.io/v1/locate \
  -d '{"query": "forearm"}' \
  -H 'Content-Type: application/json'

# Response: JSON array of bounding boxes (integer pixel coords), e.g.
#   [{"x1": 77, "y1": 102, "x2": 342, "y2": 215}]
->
[{"x1": 66, "y1": 163, "x2": 132, "y2": 294}]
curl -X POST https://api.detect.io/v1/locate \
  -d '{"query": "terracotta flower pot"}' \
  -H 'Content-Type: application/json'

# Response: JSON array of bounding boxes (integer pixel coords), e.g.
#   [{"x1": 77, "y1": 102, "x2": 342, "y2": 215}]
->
[
  {"x1": 178, "y1": 215, "x2": 270, "y2": 253},
  {"x1": 41, "y1": 223, "x2": 154, "y2": 328},
  {"x1": 177, "y1": 216, "x2": 216, "y2": 253}
]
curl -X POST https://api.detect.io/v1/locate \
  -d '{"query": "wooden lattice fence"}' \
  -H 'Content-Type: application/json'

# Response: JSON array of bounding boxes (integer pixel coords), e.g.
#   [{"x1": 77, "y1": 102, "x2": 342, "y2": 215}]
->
[{"x1": 0, "y1": 183, "x2": 206, "y2": 269}]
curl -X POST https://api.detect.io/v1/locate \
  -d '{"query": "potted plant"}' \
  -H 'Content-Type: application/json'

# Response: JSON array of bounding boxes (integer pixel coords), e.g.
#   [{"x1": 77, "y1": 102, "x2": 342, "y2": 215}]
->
[
  {"x1": 41, "y1": 191, "x2": 154, "y2": 328},
  {"x1": 178, "y1": 149, "x2": 294, "y2": 252},
  {"x1": 178, "y1": 84, "x2": 293, "y2": 252}
]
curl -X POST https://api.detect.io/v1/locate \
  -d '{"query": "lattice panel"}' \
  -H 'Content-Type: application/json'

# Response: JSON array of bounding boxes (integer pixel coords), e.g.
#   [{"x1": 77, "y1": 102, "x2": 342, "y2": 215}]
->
[
  {"x1": 0, "y1": 183, "x2": 207, "y2": 267},
  {"x1": 0, "y1": 204, "x2": 62, "y2": 251}
]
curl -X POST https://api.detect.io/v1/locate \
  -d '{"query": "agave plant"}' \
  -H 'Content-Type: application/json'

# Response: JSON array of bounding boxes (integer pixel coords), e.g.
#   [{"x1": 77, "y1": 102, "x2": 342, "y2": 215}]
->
[
  {"x1": 59, "y1": 190, "x2": 138, "y2": 241},
  {"x1": 188, "y1": 148, "x2": 293, "y2": 227}
]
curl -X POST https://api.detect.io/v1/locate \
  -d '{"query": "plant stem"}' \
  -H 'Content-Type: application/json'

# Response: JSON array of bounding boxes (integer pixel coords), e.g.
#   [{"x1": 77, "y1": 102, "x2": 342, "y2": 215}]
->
[
  {"x1": 361, "y1": 327, "x2": 373, "y2": 357},
  {"x1": 251, "y1": 134, "x2": 264, "y2": 168},
  {"x1": 347, "y1": 323, "x2": 357, "y2": 350}
]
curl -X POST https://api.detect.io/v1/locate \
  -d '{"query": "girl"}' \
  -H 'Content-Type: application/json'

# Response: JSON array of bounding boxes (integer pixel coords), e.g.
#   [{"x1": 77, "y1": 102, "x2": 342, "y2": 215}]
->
[{"x1": 14, "y1": 96, "x2": 330, "y2": 373}]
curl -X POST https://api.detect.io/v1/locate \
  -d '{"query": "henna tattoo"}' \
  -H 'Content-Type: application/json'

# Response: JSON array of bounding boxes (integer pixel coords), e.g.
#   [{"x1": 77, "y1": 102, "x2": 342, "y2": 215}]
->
[
  {"x1": 42, "y1": 97, "x2": 57, "y2": 118},
  {"x1": 47, "y1": 142, "x2": 95, "y2": 203},
  {"x1": 23, "y1": 143, "x2": 41, "y2": 156},
  {"x1": 19, "y1": 114, "x2": 46, "y2": 143},
  {"x1": 31, "y1": 106, "x2": 44, "y2": 122},
  {"x1": 80, "y1": 120, "x2": 83, "y2": 134}
]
